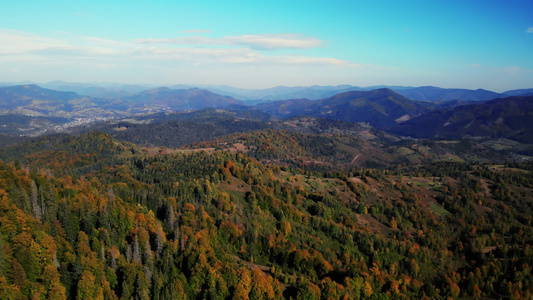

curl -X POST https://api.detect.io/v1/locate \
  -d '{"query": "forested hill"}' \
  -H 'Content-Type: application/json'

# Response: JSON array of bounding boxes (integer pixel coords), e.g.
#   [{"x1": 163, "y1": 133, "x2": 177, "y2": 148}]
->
[
  {"x1": 122, "y1": 87, "x2": 244, "y2": 111},
  {"x1": 390, "y1": 96, "x2": 533, "y2": 143},
  {"x1": 254, "y1": 89, "x2": 429, "y2": 129},
  {"x1": 66, "y1": 110, "x2": 374, "y2": 149},
  {"x1": 188, "y1": 129, "x2": 507, "y2": 169},
  {"x1": 0, "y1": 84, "x2": 80, "y2": 104},
  {"x1": 393, "y1": 86, "x2": 502, "y2": 102},
  {"x1": 0, "y1": 132, "x2": 531, "y2": 299},
  {"x1": 0, "y1": 85, "x2": 244, "y2": 119}
]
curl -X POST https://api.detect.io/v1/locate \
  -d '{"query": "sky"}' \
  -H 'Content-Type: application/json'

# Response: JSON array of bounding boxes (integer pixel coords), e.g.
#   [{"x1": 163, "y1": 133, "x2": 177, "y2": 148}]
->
[{"x1": 1, "y1": 0, "x2": 532, "y2": 92}]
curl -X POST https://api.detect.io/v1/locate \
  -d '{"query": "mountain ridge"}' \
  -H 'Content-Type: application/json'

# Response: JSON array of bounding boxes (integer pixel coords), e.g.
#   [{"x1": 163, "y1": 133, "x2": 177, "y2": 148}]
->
[
  {"x1": 390, "y1": 96, "x2": 533, "y2": 143},
  {"x1": 393, "y1": 86, "x2": 503, "y2": 101},
  {"x1": 7, "y1": 81, "x2": 532, "y2": 101},
  {"x1": 0, "y1": 130, "x2": 531, "y2": 299},
  {"x1": 254, "y1": 88, "x2": 429, "y2": 129},
  {"x1": 123, "y1": 87, "x2": 244, "y2": 109}
]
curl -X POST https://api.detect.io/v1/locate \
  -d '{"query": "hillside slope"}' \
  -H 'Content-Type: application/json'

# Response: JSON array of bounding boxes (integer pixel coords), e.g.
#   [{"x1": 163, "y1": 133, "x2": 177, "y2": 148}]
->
[
  {"x1": 393, "y1": 86, "x2": 502, "y2": 101},
  {"x1": 0, "y1": 132, "x2": 531, "y2": 299},
  {"x1": 0, "y1": 85, "x2": 244, "y2": 118},
  {"x1": 390, "y1": 96, "x2": 533, "y2": 143},
  {"x1": 255, "y1": 89, "x2": 429, "y2": 129},
  {"x1": 122, "y1": 87, "x2": 244, "y2": 111}
]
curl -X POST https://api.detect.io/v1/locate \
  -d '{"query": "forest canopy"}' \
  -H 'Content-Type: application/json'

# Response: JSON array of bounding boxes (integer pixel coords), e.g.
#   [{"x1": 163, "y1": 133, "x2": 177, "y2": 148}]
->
[{"x1": 0, "y1": 131, "x2": 531, "y2": 299}]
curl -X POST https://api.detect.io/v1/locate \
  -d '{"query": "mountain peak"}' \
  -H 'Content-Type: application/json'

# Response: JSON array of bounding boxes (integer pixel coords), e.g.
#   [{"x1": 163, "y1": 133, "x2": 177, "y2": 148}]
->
[
  {"x1": 391, "y1": 95, "x2": 533, "y2": 143},
  {"x1": 394, "y1": 86, "x2": 503, "y2": 101},
  {"x1": 256, "y1": 88, "x2": 427, "y2": 129},
  {"x1": 144, "y1": 86, "x2": 172, "y2": 93},
  {"x1": 0, "y1": 84, "x2": 80, "y2": 100},
  {"x1": 22, "y1": 84, "x2": 41, "y2": 89},
  {"x1": 330, "y1": 88, "x2": 408, "y2": 101},
  {"x1": 369, "y1": 87, "x2": 397, "y2": 94},
  {"x1": 124, "y1": 87, "x2": 243, "y2": 111}
]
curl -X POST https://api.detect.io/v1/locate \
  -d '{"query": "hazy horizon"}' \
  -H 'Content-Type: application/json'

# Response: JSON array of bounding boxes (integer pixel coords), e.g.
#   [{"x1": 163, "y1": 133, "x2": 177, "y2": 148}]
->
[
  {"x1": 1, "y1": 0, "x2": 532, "y2": 92},
  {"x1": 2, "y1": 80, "x2": 531, "y2": 94}
]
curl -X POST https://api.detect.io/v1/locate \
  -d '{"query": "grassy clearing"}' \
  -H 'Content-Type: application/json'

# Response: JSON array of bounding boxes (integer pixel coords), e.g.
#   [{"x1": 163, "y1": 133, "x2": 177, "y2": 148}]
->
[
  {"x1": 398, "y1": 147, "x2": 416, "y2": 156},
  {"x1": 428, "y1": 201, "x2": 451, "y2": 217},
  {"x1": 482, "y1": 138, "x2": 521, "y2": 151},
  {"x1": 407, "y1": 177, "x2": 442, "y2": 189},
  {"x1": 417, "y1": 146, "x2": 431, "y2": 155},
  {"x1": 279, "y1": 171, "x2": 323, "y2": 192},
  {"x1": 488, "y1": 165, "x2": 531, "y2": 173},
  {"x1": 278, "y1": 171, "x2": 346, "y2": 196},
  {"x1": 437, "y1": 153, "x2": 464, "y2": 162}
]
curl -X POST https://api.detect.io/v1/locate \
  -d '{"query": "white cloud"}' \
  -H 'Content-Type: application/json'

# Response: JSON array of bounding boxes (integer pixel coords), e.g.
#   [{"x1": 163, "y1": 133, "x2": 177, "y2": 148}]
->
[
  {"x1": 504, "y1": 66, "x2": 532, "y2": 75},
  {"x1": 180, "y1": 29, "x2": 212, "y2": 34},
  {"x1": 135, "y1": 33, "x2": 324, "y2": 50},
  {"x1": 226, "y1": 34, "x2": 324, "y2": 50},
  {"x1": 126, "y1": 46, "x2": 355, "y2": 68},
  {"x1": 265, "y1": 55, "x2": 355, "y2": 66},
  {"x1": 0, "y1": 29, "x2": 353, "y2": 68},
  {"x1": 136, "y1": 36, "x2": 221, "y2": 46},
  {"x1": 0, "y1": 29, "x2": 65, "y2": 54},
  {"x1": 0, "y1": 29, "x2": 386, "y2": 86},
  {"x1": 527, "y1": 27, "x2": 533, "y2": 33},
  {"x1": 0, "y1": 29, "x2": 128, "y2": 59}
]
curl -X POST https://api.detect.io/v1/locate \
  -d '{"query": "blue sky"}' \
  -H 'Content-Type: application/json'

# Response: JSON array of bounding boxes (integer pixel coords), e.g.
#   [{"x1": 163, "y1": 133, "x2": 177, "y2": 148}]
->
[{"x1": 1, "y1": 0, "x2": 532, "y2": 91}]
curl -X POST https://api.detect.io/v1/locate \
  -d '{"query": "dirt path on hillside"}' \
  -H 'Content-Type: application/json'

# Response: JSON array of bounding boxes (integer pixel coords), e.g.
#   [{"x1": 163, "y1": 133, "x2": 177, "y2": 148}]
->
[{"x1": 350, "y1": 154, "x2": 361, "y2": 164}]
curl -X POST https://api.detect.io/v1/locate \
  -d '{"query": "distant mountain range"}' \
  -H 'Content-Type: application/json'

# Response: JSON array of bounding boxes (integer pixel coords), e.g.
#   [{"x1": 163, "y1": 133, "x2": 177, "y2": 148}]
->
[
  {"x1": 170, "y1": 84, "x2": 532, "y2": 102},
  {"x1": 253, "y1": 88, "x2": 429, "y2": 129},
  {"x1": 1, "y1": 82, "x2": 533, "y2": 148},
  {"x1": 502, "y1": 88, "x2": 533, "y2": 97},
  {"x1": 393, "y1": 86, "x2": 502, "y2": 101},
  {"x1": 123, "y1": 87, "x2": 243, "y2": 111},
  {"x1": 390, "y1": 96, "x2": 533, "y2": 143},
  {"x1": 0, "y1": 84, "x2": 245, "y2": 136},
  {"x1": 42, "y1": 80, "x2": 151, "y2": 98},
  {"x1": 0, "y1": 84, "x2": 243, "y2": 118},
  {"x1": 141, "y1": 84, "x2": 533, "y2": 102},
  {"x1": 4, "y1": 81, "x2": 533, "y2": 101},
  {"x1": 0, "y1": 84, "x2": 110, "y2": 118},
  {"x1": 0, "y1": 84, "x2": 81, "y2": 109}
]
